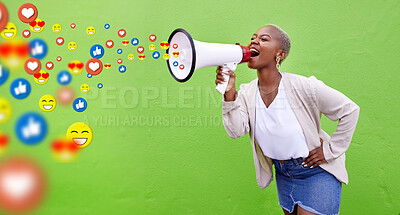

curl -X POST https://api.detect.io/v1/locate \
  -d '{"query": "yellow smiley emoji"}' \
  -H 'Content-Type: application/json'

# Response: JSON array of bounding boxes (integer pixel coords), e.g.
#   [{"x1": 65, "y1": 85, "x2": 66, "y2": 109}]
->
[
  {"x1": 80, "y1": 84, "x2": 90, "y2": 93},
  {"x1": 128, "y1": 54, "x2": 134, "y2": 61},
  {"x1": 68, "y1": 60, "x2": 84, "y2": 74},
  {"x1": 34, "y1": 70, "x2": 49, "y2": 85},
  {"x1": 29, "y1": 18, "x2": 45, "y2": 33},
  {"x1": 0, "y1": 98, "x2": 12, "y2": 124},
  {"x1": 66, "y1": 122, "x2": 93, "y2": 149},
  {"x1": 86, "y1": 26, "x2": 96, "y2": 36},
  {"x1": 39, "y1": 95, "x2": 56, "y2": 112},
  {"x1": 51, "y1": 137, "x2": 79, "y2": 163},
  {"x1": 52, "y1": 24, "x2": 62, "y2": 33},
  {"x1": 68, "y1": 42, "x2": 77, "y2": 51},
  {"x1": 149, "y1": 44, "x2": 156, "y2": 51},
  {"x1": 163, "y1": 54, "x2": 170, "y2": 60},
  {"x1": 1, "y1": 22, "x2": 17, "y2": 40}
]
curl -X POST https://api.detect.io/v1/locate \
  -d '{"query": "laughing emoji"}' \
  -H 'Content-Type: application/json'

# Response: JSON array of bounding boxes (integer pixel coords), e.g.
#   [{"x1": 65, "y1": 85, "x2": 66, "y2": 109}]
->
[
  {"x1": 29, "y1": 18, "x2": 45, "y2": 33},
  {"x1": 160, "y1": 41, "x2": 169, "y2": 50},
  {"x1": 39, "y1": 95, "x2": 56, "y2": 112},
  {"x1": 1, "y1": 22, "x2": 17, "y2": 40},
  {"x1": 66, "y1": 122, "x2": 93, "y2": 149},
  {"x1": 34, "y1": 70, "x2": 49, "y2": 85}
]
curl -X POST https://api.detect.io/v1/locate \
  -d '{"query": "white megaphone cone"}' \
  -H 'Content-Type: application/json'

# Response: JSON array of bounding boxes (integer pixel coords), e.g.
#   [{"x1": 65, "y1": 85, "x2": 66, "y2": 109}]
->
[{"x1": 166, "y1": 29, "x2": 251, "y2": 94}]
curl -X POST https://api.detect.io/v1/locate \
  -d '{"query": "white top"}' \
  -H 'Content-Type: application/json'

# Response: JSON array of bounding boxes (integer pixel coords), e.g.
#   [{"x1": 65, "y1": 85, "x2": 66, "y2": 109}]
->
[{"x1": 254, "y1": 74, "x2": 309, "y2": 160}]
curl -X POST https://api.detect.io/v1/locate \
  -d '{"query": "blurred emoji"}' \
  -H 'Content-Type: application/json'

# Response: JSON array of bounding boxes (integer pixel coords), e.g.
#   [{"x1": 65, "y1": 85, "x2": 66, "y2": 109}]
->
[
  {"x1": 163, "y1": 54, "x2": 170, "y2": 60},
  {"x1": 104, "y1": 24, "x2": 110, "y2": 29},
  {"x1": 52, "y1": 24, "x2": 62, "y2": 33},
  {"x1": 149, "y1": 34, "x2": 156, "y2": 42},
  {"x1": 117, "y1": 59, "x2": 122, "y2": 64},
  {"x1": 80, "y1": 84, "x2": 89, "y2": 93},
  {"x1": 122, "y1": 40, "x2": 129, "y2": 47},
  {"x1": 45, "y1": 61, "x2": 54, "y2": 70},
  {"x1": 1, "y1": 22, "x2": 17, "y2": 40},
  {"x1": 0, "y1": 97, "x2": 11, "y2": 124},
  {"x1": 173, "y1": 51, "x2": 179, "y2": 58},
  {"x1": 139, "y1": 54, "x2": 145, "y2": 61},
  {"x1": 34, "y1": 70, "x2": 49, "y2": 85},
  {"x1": 128, "y1": 54, "x2": 134, "y2": 61},
  {"x1": 51, "y1": 138, "x2": 79, "y2": 162},
  {"x1": 29, "y1": 18, "x2": 45, "y2": 33},
  {"x1": 39, "y1": 95, "x2": 56, "y2": 112},
  {"x1": 86, "y1": 26, "x2": 96, "y2": 36},
  {"x1": 22, "y1": 30, "x2": 31, "y2": 38},
  {"x1": 104, "y1": 64, "x2": 111, "y2": 70},
  {"x1": 0, "y1": 40, "x2": 30, "y2": 70},
  {"x1": 0, "y1": 3, "x2": 9, "y2": 31},
  {"x1": 0, "y1": 132, "x2": 9, "y2": 156},
  {"x1": 68, "y1": 42, "x2": 77, "y2": 51},
  {"x1": 57, "y1": 87, "x2": 75, "y2": 105},
  {"x1": 149, "y1": 44, "x2": 156, "y2": 51},
  {"x1": 68, "y1": 60, "x2": 84, "y2": 75},
  {"x1": 66, "y1": 122, "x2": 93, "y2": 148},
  {"x1": 56, "y1": 56, "x2": 62, "y2": 61},
  {"x1": 160, "y1": 41, "x2": 169, "y2": 50},
  {"x1": 105, "y1": 40, "x2": 114, "y2": 48}
]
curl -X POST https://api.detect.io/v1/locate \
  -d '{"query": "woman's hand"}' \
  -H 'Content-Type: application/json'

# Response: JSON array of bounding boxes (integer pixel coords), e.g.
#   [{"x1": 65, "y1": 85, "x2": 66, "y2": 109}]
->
[
  {"x1": 215, "y1": 66, "x2": 236, "y2": 101},
  {"x1": 302, "y1": 138, "x2": 327, "y2": 168}
]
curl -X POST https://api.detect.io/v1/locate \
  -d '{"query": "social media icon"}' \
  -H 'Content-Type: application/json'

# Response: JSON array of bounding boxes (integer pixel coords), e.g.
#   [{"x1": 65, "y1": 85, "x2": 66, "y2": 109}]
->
[
  {"x1": 1, "y1": 22, "x2": 17, "y2": 40},
  {"x1": 52, "y1": 24, "x2": 62, "y2": 33},
  {"x1": 18, "y1": 3, "x2": 38, "y2": 23},
  {"x1": 22, "y1": 30, "x2": 31, "y2": 38},
  {"x1": 72, "y1": 98, "x2": 87, "y2": 112},
  {"x1": 97, "y1": 83, "x2": 103, "y2": 89},
  {"x1": 70, "y1": 23, "x2": 76, "y2": 29},
  {"x1": 163, "y1": 54, "x2": 170, "y2": 60},
  {"x1": 119, "y1": 65, "x2": 126, "y2": 73},
  {"x1": 51, "y1": 138, "x2": 79, "y2": 163},
  {"x1": 57, "y1": 87, "x2": 75, "y2": 105},
  {"x1": 45, "y1": 61, "x2": 53, "y2": 70},
  {"x1": 105, "y1": 40, "x2": 114, "y2": 48},
  {"x1": 68, "y1": 60, "x2": 84, "y2": 75},
  {"x1": 131, "y1": 38, "x2": 139, "y2": 46},
  {"x1": 90, "y1": 44, "x2": 104, "y2": 59},
  {"x1": 104, "y1": 64, "x2": 111, "y2": 70},
  {"x1": 118, "y1": 29, "x2": 126, "y2": 37},
  {"x1": 0, "y1": 65, "x2": 10, "y2": 86},
  {"x1": 104, "y1": 24, "x2": 110, "y2": 29},
  {"x1": 0, "y1": 3, "x2": 9, "y2": 32},
  {"x1": 160, "y1": 41, "x2": 169, "y2": 50},
  {"x1": 29, "y1": 18, "x2": 45, "y2": 33},
  {"x1": 117, "y1": 59, "x2": 122, "y2": 64},
  {"x1": 24, "y1": 58, "x2": 41, "y2": 75},
  {"x1": 87, "y1": 74, "x2": 92, "y2": 78},
  {"x1": 56, "y1": 56, "x2": 62, "y2": 62},
  {"x1": 173, "y1": 61, "x2": 179, "y2": 67},
  {"x1": 33, "y1": 70, "x2": 49, "y2": 85},
  {"x1": 10, "y1": 78, "x2": 31, "y2": 100},
  {"x1": 80, "y1": 84, "x2": 90, "y2": 93},
  {"x1": 85, "y1": 58, "x2": 103, "y2": 76},
  {"x1": 66, "y1": 122, "x2": 93, "y2": 148},
  {"x1": 57, "y1": 71, "x2": 71, "y2": 85},
  {"x1": 68, "y1": 42, "x2": 77, "y2": 51},
  {"x1": 56, "y1": 37, "x2": 64, "y2": 46},
  {"x1": 86, "y1": 26, "x2": 96, "y2": 36},
  {"x1": 117, "y1": 49, "x2": 123, "y2": 54},
  {"x1": 0, "y1": 97, "x2": 12, "y2": 124},
  {"x1": 39, "y1": 95, "x2": 56, "y2": 112},
  {"x1": 15, "y1": 112, "x2": 47, "y2": 145},
  {"x1": 137, "y1": 46, "x2": 144, "y2": 54},
  {"x1": 149, "y1": 44, "x2": 156, "y2": 51},
  {"x1": 122, "y1": 40, "x2": 129, "y2": 47},
  {"x1": 29, "y1": 39, "x2": 47, "y2": 60},
  {"x1": 149, "y1": 34, "x2": 157, "y2": 42},
  {"x1": 139, "y1": 55, "x2": 145, "y2": 61},
  {"x1": 128, "y1": 54, "x2": 134, "y2": 61},
  {"x1": 152, "y1": 51, "x2": 160, "y2": 59}
]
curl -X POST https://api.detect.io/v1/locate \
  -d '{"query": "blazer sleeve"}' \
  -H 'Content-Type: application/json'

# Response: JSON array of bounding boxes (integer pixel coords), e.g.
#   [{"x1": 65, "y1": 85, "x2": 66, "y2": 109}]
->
[
  {"x1": 311, "y1": 77, "x2": 360, "y2": 162},
  {"x1": 221, "y1": 84, "x2": 250, "y2": 139}
]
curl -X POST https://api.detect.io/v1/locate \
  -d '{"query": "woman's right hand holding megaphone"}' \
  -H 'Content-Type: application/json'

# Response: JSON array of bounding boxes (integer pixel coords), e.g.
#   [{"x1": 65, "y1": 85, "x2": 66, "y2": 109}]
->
[{"x1": 216, "y1": 66, "x2": 237, "y2": 101}]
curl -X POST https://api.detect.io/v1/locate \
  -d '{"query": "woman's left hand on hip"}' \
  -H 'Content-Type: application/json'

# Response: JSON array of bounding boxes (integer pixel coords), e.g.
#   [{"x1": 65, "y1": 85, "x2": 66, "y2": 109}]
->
[{"x1": 302, "y1": 138, "x2": 327, "y2": 168}]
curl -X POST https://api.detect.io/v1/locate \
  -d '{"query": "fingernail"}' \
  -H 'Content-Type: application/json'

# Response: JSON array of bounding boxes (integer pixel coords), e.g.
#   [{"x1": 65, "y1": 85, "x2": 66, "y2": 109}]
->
[
  {"x1": 304, "y1": 164, "x2": 307, "y2": 167},
  {"x1": 310, "y1": 166, "x2": 313, "y2": 168}
]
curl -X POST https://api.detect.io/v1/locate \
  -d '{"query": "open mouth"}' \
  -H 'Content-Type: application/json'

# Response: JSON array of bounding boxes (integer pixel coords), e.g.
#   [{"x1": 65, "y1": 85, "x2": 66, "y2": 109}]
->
[
  {"x1": 73, "y1": 138, "x2": 87, "y2": 145},
  {"x1": 38, "y1": 79, "x2": 45, "y2": 83},
  {"x1": 43, "y1": 105, "x2": 53, "y2": 110},
  {"x1": 55, "y1": 29, "x2": 60, "y2": 32},
  {"x1": 72, "y1": 69, "x2": 80, "y2": 73},
  {"x1": 34, "y1": 27, "x2": 41, "y2": 31},
  {"x1": 250, "y1": 48, "x2": 260, "y2": 57},
  {"x1": 70, "y1": 47, "x2": 76, "y2": 50},
  {"x1": 4, "y1": 33, "x2": 14, "y2": 38},
  {"x1": 82, "y1": 89, "x2": 88, "y2": 92},
  {"x1": 89, "y1": 32, "x2": 94, "y2": 35}
]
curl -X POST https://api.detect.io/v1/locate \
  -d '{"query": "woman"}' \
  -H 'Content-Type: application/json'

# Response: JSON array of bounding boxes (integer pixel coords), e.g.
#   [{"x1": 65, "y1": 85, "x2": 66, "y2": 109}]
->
[{"x1": 215, "y1": 24, "x2": 360, "y2": 215}]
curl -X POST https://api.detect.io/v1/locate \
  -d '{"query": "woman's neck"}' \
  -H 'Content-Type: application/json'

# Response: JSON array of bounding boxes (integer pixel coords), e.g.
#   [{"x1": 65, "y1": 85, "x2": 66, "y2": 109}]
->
[{"x1": 257, "y1": 66, "x2": 281, "y2": 88}]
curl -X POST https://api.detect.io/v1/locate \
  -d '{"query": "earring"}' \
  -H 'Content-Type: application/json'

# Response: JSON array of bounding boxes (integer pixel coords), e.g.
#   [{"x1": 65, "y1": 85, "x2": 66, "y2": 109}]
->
[{"x1": 276, "y1": 57, "x2": 280, "y2": 70}]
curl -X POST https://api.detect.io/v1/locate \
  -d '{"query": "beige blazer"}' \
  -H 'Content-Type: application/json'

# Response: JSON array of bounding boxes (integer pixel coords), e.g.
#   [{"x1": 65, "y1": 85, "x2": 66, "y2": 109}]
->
[{"x1": 222, "y1": 72, "x2": 360, "y2": 189}]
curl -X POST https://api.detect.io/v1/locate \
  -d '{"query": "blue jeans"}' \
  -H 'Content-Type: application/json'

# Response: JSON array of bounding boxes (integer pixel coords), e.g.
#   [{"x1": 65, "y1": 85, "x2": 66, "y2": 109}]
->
[{"x1": 271, "y1": 157, "x2": 342, "y2": 215}]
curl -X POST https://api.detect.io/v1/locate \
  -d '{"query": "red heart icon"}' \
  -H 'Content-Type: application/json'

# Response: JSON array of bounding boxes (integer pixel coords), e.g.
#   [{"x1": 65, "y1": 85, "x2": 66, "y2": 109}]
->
[
  {"x1": 38, "y1": 21, "x2": 45, "y2": 27},
  {"x1": 77, "y1": 63, "x2": 84, "y2": 69},
  {"x1": 42, "y1": 73, "x2": 49, "y2": 79},
  {"x1": 0, "y1": 135, "x2": 8, "y2": 146},
  {"x1": 165, "y1": 43, "x2": 170, "y2": 47},
  {"x1": 29, "y1": 21, "x2": 37, "y2": 27},
  {"x1": 68, "y1": 63, "x2": 75, "y2": 69},
  {"x1": 57, "y1": 56, "x2": 62, "y2": 61},
  {"x1": 34, "y1": 73, "x2": 41, "y2": 79},
  {"x1": 173, "y1": 44, "x2": 178, "y2": 49}
]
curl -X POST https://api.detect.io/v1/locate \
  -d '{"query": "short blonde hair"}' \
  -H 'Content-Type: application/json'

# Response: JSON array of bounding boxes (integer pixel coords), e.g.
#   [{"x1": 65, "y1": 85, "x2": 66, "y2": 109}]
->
[{"x1": 265, "y1": 24, "x2": 291, "y2": 59}]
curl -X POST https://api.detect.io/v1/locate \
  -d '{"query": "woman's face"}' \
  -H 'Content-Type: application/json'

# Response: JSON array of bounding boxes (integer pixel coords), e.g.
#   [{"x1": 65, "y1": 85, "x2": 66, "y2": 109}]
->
[{"x1": 247, "y1": 26, "x2": 282, "y2": 70}]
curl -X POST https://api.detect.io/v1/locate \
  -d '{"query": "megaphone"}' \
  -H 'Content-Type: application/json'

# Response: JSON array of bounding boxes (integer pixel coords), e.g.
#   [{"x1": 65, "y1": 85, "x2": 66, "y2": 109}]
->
[{"x1": 166, "y1": 28, "x2": 251, "y2": 94}]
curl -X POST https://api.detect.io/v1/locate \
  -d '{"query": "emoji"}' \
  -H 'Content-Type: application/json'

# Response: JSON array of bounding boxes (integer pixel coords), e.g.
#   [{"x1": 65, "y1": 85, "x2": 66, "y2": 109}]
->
[
  {"x1": 70, "y1": 23, "x2": 76, "y2": 29},
  {"x1": 173, "y1": 44, "x2": 178, "y2": 49},
  {"x1": 104, "y1": 64, "x2": 111, "y2": 70},
  {"x1": 149, "y1": 34, "x2": 157, "y2": 42},
  {"x1": 105, "y1": 40, "x2": 114, "y2": 48},
  {"x1": 57, "y1": 71, "x2": 71, "y2": 85},
  {"x1": 0, "y1": 40, "x2": 29, "y2": 70},
  {"x1": 29, "y1": 18, "x2": 45, "y2": 33},
  {"x1": 122, "y1": 40, "x2": 129, "y2": 47},
  {"x1": 0, "y1": 65, "x2": 9, "y2": 86},
  {"x1": 173, "y1": 61, "x2": 179, "y2": 67},
  {"x1": 56, "y1": 37, "x2": 64, "y2": 46},
  {"x1": 22, "y1": 30, "x2": 31, "y2": 38},
  {"x1": 68, "y1": 42, "x2": 77, "y2": 51},
  {"x1": 179, "y1": 64, "x2": 185, "y2": 70},
  {"x1": 87, "y1": 74, "x2": 92, "y2": 78},
  {"x1": 80, "y1": 84, "x2": 89, "y2": 93},
  {"x1": 72, "y1": 98, "x2": 87, "y2": 112},
  {"x1": 117, "y1": 59, "x2": 122, "y2": 64},
  {"x1": 34, "y1": 70, "x2": 49, "y2": 85},
  {"x1": 173, "y1": 51, "x2": 179, "y2": 58},
  {"x1": 90, "y1": 44, "x2": 104, "y2": 59},
  {"x1": 86, "y1": 58, "x2": 103, "y2": 75},
  {"x1": 131, "y1": 38, "x2": 139, "y2": 46},
  {"x1": 149, "y1": 44, "x2": 156, "y2": 51},
  {"x1": 57, "y1": 87, "x2": 74, "y2": 105},
  {"x1": 18, "y1": 3, "x2": 38, "y2": 23},
  {"x1": 24, "y1": 57, "x2": 41, "y2": 75},
  {"x1": 117, "y1": 49, "x2": 123, "y2": 54},
  {"x1": 45, "y1": 61, "x2": 54, "y2": 70},
  {"x1": 160, "y1": 41, "x2": 169, "y2": 50},
  {"x1": 68, "y1": 60, "x2": 84, "y2": 75},
  {"x1": 0, "y1": 3, "x2": 9, "y2": 31},
  {"x1": 86, "y1": 26, "x2": 96, "y2": 36},
  {"x1": 128, "y1": 54, "x2": 134, "y2": 61},
  {"x1": 0, "y1": 132, "x2": 9, "y2": 155},
  {"x1": 137, "y1": 46, "x2": 144, "y2": 54},
  {"x1": 66, "y1": 122, "x2": 93, "y2": 148},
  {"x1": 29, "y1": 39, "x2": 48, "y2": 60},
  {"x1": 39, "y1": 95, "x2": 56, "y2": 112},
  {"x1": 51, "y1": 138, "x2": 79, "y2": 162},
  {"x1": 139, "y1": 54, "x2": 145, "y2": 61},
  {"x1": 1, "y1": 22, "x2": 17, "y2": 40},
  {"x1": 52, "y1": 24, "x2": 62, "y2": 33},
  {"x1": 0, "y1": 97, "x2": 11, "y2": 124},
  {"x1": 97, "y1": 83, "x2": 103, "y2": 89},
  {"x1": 56, "y1": 56, "x2": 62, "y2": 62},
  {"x1": 163, "y1": 54, "x2": 170, "y2": 60},
  {"x1": 119, "y1": 65, "x2": 126, "y2": 73},
  {"x1": 118, "y1": 29, "x2": 126, "y2": 37},
  {"x1": 104, "y1": 24, "x2": 110, "y2": 29},
  {"x1": 152, "y1": 51, "x2": 160, "y2": 59},
  {"x1": 15, "y1": 112, "x2": 48, "y2": 145}
]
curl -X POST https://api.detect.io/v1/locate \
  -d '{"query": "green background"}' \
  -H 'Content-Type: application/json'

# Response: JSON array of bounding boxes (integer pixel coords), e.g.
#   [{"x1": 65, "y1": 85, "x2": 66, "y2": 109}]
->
[{"x1": 0, "y1": 0, "x2": 399, "y2": 214}]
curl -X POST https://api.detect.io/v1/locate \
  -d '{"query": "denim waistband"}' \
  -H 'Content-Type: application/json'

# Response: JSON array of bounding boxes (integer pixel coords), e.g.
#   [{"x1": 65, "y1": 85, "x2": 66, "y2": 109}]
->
[{"x1": 272, "y1": 157, "x2": 306, "y2": 165}]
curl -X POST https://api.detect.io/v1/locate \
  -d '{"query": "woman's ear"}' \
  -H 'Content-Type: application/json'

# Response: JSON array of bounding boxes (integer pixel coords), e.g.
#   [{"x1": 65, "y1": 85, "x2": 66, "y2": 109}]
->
[{"x1": 277, "y1": 51, "x2": 287, "y2": 61}]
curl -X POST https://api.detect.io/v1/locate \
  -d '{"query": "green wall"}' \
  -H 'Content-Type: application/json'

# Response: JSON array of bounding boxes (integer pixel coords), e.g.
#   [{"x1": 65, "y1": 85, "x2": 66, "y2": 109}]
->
[{"x1": 0, "y1": 0, "x2": 399, "y2": 214}]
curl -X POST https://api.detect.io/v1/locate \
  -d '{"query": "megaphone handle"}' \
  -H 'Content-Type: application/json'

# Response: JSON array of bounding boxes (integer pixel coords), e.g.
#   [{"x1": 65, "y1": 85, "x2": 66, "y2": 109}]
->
[{"x1": 216, "y1": 63, "x2": 237, "y2": 94}]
